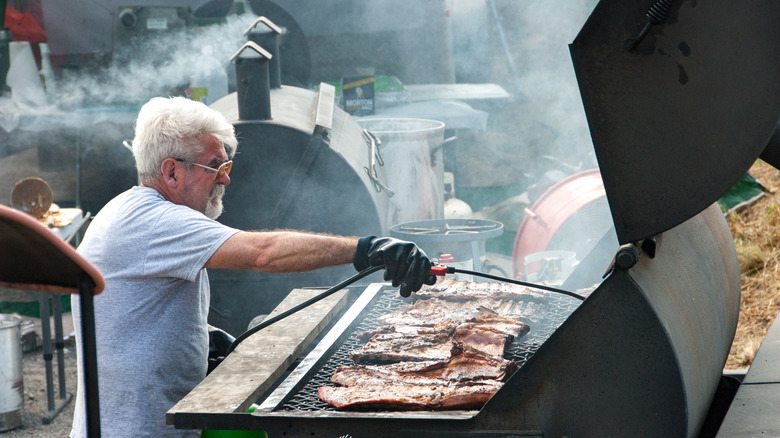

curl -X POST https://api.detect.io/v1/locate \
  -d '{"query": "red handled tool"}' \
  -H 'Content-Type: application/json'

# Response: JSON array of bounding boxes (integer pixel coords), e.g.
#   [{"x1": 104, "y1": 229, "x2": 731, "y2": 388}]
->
[{"x1": 429, "y1": 265, "x2": 450, "y2": 276}]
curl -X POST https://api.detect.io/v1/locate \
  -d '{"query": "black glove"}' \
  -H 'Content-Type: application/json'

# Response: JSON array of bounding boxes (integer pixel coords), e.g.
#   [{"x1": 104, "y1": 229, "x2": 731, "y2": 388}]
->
[
  {"x1": 207, "y1": 327, "x2": 235, "y2": 375},
  {"x1": 353, "y1": 236, "x2": 436, "y2": 297}
]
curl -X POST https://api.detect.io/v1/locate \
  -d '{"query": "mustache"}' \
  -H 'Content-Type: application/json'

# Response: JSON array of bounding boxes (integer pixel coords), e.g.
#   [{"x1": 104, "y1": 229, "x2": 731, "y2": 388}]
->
[{"x1": 210, "y1": 184, "x2": 226, "y2": 199}]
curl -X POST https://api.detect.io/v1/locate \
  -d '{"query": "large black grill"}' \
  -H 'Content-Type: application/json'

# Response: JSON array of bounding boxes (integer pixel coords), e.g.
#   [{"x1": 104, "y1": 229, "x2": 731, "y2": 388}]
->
[{"x1": 169, "y1": 202, "x2": 740, "y2": 438}]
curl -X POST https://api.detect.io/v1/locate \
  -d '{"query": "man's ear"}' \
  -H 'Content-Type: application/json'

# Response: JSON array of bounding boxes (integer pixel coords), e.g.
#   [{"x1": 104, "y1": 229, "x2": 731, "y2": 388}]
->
[{"x1": 161, "y1": 158, "x2": 179, "y2": 187}]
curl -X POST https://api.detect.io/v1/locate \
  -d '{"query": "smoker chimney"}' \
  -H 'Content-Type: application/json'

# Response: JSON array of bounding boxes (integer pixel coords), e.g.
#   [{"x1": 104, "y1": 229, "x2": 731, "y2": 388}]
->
[
  {"x1": 243, "y1": 16, "x2": 282, "y2": 89},
  {"x1": 230, "y1": 41, "x2": 273, "y2": 121}
]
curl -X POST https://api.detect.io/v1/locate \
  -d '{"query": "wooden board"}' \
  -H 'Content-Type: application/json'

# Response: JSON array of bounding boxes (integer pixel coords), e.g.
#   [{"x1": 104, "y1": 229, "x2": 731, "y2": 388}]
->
[{"x1": 166, "y1": 287, "x2": 349, "y2": 424}]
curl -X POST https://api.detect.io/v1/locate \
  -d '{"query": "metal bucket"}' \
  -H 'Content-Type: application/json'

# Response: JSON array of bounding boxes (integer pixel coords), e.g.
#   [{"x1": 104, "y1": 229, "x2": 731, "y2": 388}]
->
[
  {"x1": 358, "y1": 118, "x2": 446, "y2": 231},
  {"x1": 0, "y1": 314, "x2": 23, "y2": 432}
]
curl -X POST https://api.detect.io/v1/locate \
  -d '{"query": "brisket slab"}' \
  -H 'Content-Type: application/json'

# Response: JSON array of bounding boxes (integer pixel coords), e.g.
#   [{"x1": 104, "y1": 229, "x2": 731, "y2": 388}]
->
[
  {"x1": 334, "y1": 350, "x2": 518, "y2": 385},
  {"x1": 319, "y1": 280, "x2": 536, "y2": 411},
  {"x1": 318, "y1": 379, "x2": 503, "y2": 411},
  {"x1": 350, "y1": 320, "x2": 524, "y2": 364},
  {"x1": 350, "y1": 325, "x2": 459, "y2": 364},
  {"x1": 415, "y1": 278, "x2": 546, "y2": 303}
]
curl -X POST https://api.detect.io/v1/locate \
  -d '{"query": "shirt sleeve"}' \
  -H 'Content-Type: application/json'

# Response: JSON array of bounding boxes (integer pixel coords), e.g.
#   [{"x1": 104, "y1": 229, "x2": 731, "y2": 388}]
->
[{"x1": 142, "y1": 204, "x2": 240, "y2": 281}]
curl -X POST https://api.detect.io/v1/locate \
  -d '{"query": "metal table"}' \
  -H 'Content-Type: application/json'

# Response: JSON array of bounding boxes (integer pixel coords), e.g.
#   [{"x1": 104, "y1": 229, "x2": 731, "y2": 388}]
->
[{"x1": 37, "y1": 208, "x2": 91, "y2": 423}]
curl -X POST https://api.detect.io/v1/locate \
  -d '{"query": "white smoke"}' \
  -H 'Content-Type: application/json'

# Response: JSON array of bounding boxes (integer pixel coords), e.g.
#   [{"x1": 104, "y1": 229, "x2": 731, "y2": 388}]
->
[{"x1": 56, "y1": 13, "x2": 258, "y2": 109}]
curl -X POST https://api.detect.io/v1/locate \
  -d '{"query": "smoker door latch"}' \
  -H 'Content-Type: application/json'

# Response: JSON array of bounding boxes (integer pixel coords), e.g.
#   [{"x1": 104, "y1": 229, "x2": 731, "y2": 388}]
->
[
  {"x1": 604, "y1": 236, "x2": 660, "y2": 278},
  {"x1": 640, "y1": 236, "x2": 659, "y2": 258},
  {"x1": 614, "y1": 243, "x2": 641, "y2": 270}
]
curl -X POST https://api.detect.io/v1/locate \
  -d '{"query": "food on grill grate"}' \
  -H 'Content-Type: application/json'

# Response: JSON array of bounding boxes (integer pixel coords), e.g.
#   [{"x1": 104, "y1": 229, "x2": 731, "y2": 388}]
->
[
  {"x1": 361, "y1": 313, "x2": 530, "y2": 340},
  {"x1": 318, "y1": 379, "x2": 504, "y2": 411},
  {"x1": 350, "y1": 317, "x2": 527, "y2": 364},
  {"x1": 414, "y1": 278, "x2": 546, "y2": 303},
  {"x1": 317, "y1": 281, "x2": 539, "y2": 411},
  {"x1": 335, "y1": 349, "x2": 518, "y2": 385},
  {"x1": 451, "y1": 323, "x2": 515, "y2": 357},
  {"x1": 458, "y1": 314, "x2": 531, "y2": 338},
  {"x1": 350, "y1": 325, "x2": 458, "y2": 363},
  {"x1": 377, "y1": 296, "x2": 531, "y2": 327},
  {"x1": 330, "y1": 365, "x2": 451, "y2": 388}
]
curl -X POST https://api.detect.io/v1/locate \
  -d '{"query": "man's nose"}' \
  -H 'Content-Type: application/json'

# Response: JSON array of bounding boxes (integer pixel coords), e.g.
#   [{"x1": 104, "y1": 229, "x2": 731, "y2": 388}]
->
[{"x1": 218, "y1": 172, "x2": 230, "y2": 185}]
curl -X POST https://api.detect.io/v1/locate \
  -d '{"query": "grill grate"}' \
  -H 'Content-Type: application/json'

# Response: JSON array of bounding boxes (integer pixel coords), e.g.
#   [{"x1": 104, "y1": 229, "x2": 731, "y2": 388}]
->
[{"x1": 278, "y1": 284, "x2": 581, "y2": 411}]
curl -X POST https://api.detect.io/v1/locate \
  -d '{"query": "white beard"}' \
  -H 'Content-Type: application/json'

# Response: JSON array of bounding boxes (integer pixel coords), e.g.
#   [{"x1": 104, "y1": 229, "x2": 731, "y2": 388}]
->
[{"x1": 205, "y1": 184, "x2": 225, "y2": 220}]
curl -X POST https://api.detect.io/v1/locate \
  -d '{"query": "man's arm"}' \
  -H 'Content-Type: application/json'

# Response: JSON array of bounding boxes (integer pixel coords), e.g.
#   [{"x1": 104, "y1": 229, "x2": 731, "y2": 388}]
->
[
  {"x1": 205, "y1": 230, "x2": 358, "y2": 272},
  {"x1": 206, "y1": 231, "x2": 436, "y2": 297}
]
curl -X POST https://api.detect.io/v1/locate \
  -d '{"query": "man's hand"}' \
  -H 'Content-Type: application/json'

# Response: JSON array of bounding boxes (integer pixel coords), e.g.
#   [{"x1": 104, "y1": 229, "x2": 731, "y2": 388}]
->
[{"x1": 353, "y1": 236, "x2": 437, "y2": 297}]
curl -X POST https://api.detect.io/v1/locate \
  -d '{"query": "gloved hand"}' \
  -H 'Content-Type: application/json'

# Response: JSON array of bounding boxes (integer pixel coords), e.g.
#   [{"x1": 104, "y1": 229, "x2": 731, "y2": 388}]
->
[
  {"x1": 353, "y1": 236, "x2": 437, "y2": 297},
  {"x1": 207, "y1": 327, "x2": 235, "y2": 375}
]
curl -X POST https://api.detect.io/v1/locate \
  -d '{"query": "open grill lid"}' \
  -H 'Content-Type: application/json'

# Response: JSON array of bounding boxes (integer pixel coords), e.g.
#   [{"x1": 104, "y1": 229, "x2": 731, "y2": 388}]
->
[{"x1": 569, "y1": 0, "x2": 780, "y2": 244}]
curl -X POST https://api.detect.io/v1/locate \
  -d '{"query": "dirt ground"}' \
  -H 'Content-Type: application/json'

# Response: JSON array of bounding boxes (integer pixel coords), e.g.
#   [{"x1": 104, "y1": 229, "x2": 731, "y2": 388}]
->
[{"x1": 725, "y1": 160, "x2": 780, "y2": 369}]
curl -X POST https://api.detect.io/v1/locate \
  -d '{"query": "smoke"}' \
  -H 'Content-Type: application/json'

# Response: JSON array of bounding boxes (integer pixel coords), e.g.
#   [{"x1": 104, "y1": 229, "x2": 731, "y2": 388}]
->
[
  {"x1": 492, "y1": 0, "x2": 598, "y2": 176},
  {"x1": 40, "y1": 1, "x2": 615, "y2": 273},
  {"x1": 56, "y1": 13, "x2": 257, "y2": 109},
  {"x1": 489, "y1": 0, "x2": 617, "y2": 279}
]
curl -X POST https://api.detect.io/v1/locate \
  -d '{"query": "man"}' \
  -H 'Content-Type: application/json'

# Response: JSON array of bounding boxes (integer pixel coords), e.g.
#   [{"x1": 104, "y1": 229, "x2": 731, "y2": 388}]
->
[{"x1": 70, "y1": 96, "x2": 434, "y2": 437}]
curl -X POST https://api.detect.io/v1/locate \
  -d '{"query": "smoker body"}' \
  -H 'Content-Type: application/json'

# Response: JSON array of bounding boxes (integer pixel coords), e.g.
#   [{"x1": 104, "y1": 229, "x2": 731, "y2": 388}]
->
[
  {"x1": 207, "y1": 84, "x2": 391, "y2": 335},
  {"x1": 482, "y1": 203, "x2": 740, "y2": 437},
  {"x1": 168, "y1": 0, "x2": 774, "y2": 433},
  {"x1": 169, "y1": 203, "x2": 739, "y2": 437}
]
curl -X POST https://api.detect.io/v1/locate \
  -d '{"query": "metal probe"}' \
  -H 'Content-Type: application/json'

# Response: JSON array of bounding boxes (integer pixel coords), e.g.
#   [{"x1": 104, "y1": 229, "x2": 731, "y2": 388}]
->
[{"x1": 429, "y1": 265, "x2": 586, "y2": 301}]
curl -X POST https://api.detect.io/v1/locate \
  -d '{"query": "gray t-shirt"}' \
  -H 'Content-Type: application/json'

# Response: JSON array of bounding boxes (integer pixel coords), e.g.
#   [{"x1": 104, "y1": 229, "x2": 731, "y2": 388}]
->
[{"x1": 70, "y1": 186, "x2": 240, "y2": 437}]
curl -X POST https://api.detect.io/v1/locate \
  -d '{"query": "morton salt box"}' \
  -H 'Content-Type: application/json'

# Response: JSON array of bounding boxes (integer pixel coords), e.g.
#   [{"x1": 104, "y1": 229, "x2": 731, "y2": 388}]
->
[{"x1": 341, "y1": 76, "x2": 375, "y2": 116}]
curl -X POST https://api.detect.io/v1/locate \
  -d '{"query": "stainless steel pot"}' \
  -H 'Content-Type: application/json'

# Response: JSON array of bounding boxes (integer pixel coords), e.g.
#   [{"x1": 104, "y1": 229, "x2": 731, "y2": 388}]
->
[
  {"x1": 358, "y1": 118, "x2": 446, "y2": 232},
  {"x1": 0, "y1": 313, "x2": 23, "y2": 432}
]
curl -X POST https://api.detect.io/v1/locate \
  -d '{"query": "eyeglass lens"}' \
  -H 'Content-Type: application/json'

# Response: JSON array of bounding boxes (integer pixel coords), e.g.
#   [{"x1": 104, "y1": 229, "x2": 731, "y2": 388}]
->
[{"x1": 217, "y1": 161, "x2": 232, "y2": 178}]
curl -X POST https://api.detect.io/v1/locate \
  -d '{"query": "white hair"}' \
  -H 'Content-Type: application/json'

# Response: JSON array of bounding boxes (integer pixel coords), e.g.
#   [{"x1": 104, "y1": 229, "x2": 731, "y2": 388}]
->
[{"x1": 132, "y1": 96, "x2": 238, "y2": 185}]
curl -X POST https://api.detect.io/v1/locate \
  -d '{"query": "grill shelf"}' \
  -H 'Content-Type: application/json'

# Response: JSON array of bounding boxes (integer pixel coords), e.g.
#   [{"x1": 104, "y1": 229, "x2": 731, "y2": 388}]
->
[{"x1": 260, "y1": 282, "x2": 582, "y2": 412}]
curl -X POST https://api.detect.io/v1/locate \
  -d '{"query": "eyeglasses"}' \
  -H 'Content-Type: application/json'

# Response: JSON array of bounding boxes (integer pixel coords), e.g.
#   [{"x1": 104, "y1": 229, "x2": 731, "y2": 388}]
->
[{"x1": 175, "y1": 159, "x2": 233, "y2": 181}]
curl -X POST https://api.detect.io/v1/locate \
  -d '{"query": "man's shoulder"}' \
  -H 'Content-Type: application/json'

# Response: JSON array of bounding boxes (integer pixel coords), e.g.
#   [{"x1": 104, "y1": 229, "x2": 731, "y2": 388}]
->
[
  {"x1": 93, "y1": 187, "x2": 178, "y2": 227},
  {"x1": 104, "y1": 186, "x2": 160, "y2": 208},
  {"x1": 111, "y1": 187, "x2": 184, "y2": 215}
]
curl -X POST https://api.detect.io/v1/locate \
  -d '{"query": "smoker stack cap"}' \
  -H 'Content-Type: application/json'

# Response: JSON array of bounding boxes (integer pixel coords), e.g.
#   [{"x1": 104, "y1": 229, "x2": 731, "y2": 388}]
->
[{"x1": 230, "y1": 41, "x2": 274, "y2": 121}]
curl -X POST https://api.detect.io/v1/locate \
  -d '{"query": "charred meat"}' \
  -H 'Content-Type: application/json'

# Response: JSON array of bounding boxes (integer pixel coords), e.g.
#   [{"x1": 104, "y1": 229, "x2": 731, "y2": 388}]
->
[{"x1": 319, "y1": 280, "x2": 537, "y2": 411}]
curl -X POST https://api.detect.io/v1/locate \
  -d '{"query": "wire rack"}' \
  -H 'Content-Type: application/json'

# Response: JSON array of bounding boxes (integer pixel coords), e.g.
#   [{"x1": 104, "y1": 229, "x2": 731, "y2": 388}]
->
[{"x1": 278, "y1": 284, "x2": 581, "y2": 411}]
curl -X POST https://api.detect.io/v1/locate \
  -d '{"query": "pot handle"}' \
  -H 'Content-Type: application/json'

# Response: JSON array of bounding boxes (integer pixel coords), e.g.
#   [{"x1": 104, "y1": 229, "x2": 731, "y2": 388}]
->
[
  {"x1": 430, "y1": 135, "x2": 457, "y2": 167},
  {"x1": 362, "y1": 129, "x2": 395, "y2": 197},
  {"x1": 431, "y1": 135, "x2": 458, "y2": 155}
]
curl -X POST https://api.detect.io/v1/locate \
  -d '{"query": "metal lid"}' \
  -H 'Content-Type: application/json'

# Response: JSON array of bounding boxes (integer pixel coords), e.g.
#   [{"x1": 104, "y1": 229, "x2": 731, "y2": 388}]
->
[{"x1": 569, "y1": 0, "x2": 780, "y2": 244}]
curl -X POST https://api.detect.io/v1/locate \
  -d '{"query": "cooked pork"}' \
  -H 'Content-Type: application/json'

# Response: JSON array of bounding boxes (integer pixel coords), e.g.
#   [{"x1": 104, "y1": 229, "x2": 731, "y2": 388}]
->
[
  {"x1": 377, "y1": 297, "x2": 526, "y2": 327},
  {"x1": 350, "y1": 320, "x2": 523, "y2": 364},
  {"x1": 334, "y1": 349, "x2": 518, "y2": 385},
  {"x1": 320, "y1": 280, "x2": 534, "y2": 411},
  {"x1": 350, "y1": 326, "x2": 459, "y2": 364},
  {"x1": 359, "y1": 314, "x2": 530, "y2": 341},
  {"x1": 415, "y1": 278, "x2": 546, "y2": 303},
  {"x1": 318, "y1": 379, "x2": 503, "y2": 411}
]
